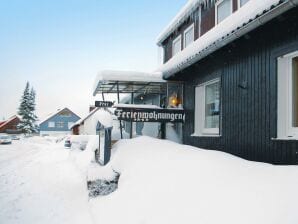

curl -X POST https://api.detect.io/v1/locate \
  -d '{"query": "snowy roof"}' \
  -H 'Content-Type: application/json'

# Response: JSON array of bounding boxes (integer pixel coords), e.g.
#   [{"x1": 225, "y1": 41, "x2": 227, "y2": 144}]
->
[
  {"x1": 39, "y1": 108, "x2": 80, "y2": 125},
  {"x1": 157, "y1": 0, "x2": 216, "y2": 45},
  {"x1": 71, "y1": 108, "x2": 115, "y2": 129},
  {"x1": 93, "y1": 70, "x2": 166, "y2": 96},
  {"x1": 71, "y1": 108, "x2": 101, "y2": 128},
  {"x1": 157, "y1": 0, "x2": 296, "y2": 78},
  {"x1": 114, "y1": 104, "x2": 162, "y2": 109},
  {"x1": 0, "y1": 115, "x2": 20, "y2": 129}
]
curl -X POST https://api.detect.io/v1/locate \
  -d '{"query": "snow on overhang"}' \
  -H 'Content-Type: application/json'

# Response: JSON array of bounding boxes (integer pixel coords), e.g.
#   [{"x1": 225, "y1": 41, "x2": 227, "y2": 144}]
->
[
  {"x1": 157, "y1": 0, "x2": 216, "y2": 46},
  {"x1": 157, "y1": 0, "x2": 298, "y2": 79},
  {"x1": 93, "y1": 70, "x2": 165, "y2": 96}
]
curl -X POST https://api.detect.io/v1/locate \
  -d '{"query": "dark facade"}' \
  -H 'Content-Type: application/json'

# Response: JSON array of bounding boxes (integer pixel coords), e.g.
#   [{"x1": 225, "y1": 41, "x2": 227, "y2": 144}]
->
[{"x1": 168, "y1": 6, "x2": 298, "y2": 165}]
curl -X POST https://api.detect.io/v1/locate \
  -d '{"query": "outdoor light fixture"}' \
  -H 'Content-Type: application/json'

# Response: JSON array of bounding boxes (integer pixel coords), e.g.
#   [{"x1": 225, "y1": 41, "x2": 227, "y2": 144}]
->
[{"x1": 169, "y1": 93, "x2": 180, "y2": 107}]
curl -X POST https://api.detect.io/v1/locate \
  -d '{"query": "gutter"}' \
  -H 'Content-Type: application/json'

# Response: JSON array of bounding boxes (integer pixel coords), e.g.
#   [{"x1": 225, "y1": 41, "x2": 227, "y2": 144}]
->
[{"x1": 163, "y1": 0, "x2": 298, "y2": 79}]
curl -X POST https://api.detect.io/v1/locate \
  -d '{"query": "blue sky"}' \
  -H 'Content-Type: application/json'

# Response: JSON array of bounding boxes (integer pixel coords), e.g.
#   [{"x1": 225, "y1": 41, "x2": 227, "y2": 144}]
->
[{"x1": 0, "y1": 0, "x2": 187, "y2": 120}]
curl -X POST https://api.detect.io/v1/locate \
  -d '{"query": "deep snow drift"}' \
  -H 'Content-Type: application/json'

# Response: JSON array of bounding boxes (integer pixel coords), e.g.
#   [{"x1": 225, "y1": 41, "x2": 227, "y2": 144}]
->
[
  {"x1": 1, "y1": 136, "x2": 298, "y2": 224},
  {"x1": 88, "y1": 136, "x2": 298, "y2": 224}
]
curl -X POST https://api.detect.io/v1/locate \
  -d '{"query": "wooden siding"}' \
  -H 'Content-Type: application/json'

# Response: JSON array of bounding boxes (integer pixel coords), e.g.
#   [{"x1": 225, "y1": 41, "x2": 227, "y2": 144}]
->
[
  {"x1": 200, "y1": 5, "x2": 215, "y2": 36},
  {"x1": 162, "y1": 0, "x2": 240, "y2": 62},
  {"x1": 163, "y1": 7, "x2": 201, "y2": 63},
  {"x1": 233, "y1": 0, "x2": 238, "y2": 12},
  {"x1": 0, "y1": 117, "x2": 20, "y2": 133},
  {"x1": 174, "y1": 7, "x2": 298, "y2": 165}
]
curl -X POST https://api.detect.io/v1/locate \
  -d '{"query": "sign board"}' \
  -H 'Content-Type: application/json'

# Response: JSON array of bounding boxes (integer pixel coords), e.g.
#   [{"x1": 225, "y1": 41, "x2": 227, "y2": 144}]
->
[
  {"x1": 114, "y1": 107, "x2": 185, "y2": 123},
  {"x1": 95, "y1": 101, "x2": 114, "y2": 108}
]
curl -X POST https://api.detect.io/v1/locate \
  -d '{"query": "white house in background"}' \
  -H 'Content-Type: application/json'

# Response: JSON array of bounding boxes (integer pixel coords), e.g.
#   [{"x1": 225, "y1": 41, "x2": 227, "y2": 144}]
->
[{"x1": 71, "y1": 108, "x2": 121, "y2": 138}]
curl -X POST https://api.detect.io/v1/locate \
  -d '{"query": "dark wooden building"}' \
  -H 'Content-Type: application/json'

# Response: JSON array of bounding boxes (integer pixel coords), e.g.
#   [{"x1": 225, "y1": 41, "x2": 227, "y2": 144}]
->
[{"x1": 157, "y1": 0, "x2": 298, "y2": 164}]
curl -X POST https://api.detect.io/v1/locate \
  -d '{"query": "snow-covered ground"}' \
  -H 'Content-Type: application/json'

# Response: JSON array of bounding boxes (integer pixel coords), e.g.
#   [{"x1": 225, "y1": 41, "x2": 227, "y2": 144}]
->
[
  {"x1": 1, "y1": 136, "x2": 298, "y2": 224},
  {"x1": 0, "y1": 137, "x2": 94, "y2": 224}
]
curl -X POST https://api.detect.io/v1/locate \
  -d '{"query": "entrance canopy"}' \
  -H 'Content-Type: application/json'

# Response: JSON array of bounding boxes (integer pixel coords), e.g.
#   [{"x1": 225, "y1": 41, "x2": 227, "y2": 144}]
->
[{"x1": 93, "y1": 70, "x2": 167, "y2": 96}]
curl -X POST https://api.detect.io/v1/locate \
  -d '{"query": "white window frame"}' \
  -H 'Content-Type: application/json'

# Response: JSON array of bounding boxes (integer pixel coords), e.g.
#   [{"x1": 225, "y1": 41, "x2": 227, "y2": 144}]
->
[
  {"x1": 48, "y1": 122, "x2": 55, "y2": 128},
  {"x1": 238, "y1": 0, "x2": 249, "y2": 8},
  {"x1": 56, "y1": 122, "x2": 65, "y2": 128},
  {"x1": 215, "y1": 0, "x2": 233, "y2": 25},
  {"x1": 172, "y1": 35, "x2": 182, "y2": 56},
  {"x1": 193, "y1": 78, "x2": 221, "y2": 137},
  {"x1": 183, "y1": 24, "x2": 195, "y2": 49},
  {"x1": 277, "y1": 51, "x2": 298, "y2": 139}
]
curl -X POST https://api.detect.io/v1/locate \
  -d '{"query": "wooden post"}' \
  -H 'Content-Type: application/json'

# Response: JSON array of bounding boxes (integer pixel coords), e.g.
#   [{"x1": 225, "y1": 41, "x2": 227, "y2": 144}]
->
[
  {"x1": 130, "y1": 92, "x2": 134, "y2": 139},
  {"x1": 117, "y1": 82, "x2": 123, "y2": 139},
  {"x1": 160, "y1": 123, "x2": 166, "y2": 139}
]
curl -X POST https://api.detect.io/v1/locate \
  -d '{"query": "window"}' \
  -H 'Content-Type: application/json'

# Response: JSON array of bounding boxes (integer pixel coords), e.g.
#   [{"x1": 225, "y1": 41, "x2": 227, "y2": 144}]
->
[
  {"x1": 59, "y1": 110, "x2": 71, "y2": 117},
  {"x1": 194, "y1": 79, "x2": 221, "y2": 136},
  {"x1": 56, "y1": 122, "x2": 65, "y2": 128},
  {"x1": 216, "y1": 0, "x2": 232, "y2": 24},
  {"x1": 238, "y1": 0, "x2": 249, "y2": 7},
  {"x1": 68, "y1": 122, "x2": 74, "y2": 129},
  {"x1": 184, "y1": 24, "x2": 194, "y2": 48},
  {"x1": 48, "y1": 122, "x2": 55, "y2": 128},
  {"x1": 172, "y1": 35, "x2": 182, "y2": 56},
  {"x1": 277, "y1": 51, "x2": 298, "y2": 139}
]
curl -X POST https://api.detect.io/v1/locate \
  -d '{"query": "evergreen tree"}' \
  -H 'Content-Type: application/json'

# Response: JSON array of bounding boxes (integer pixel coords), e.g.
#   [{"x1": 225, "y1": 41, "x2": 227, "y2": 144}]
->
[{"x1": 17, "y1": 82, "x2": 38, "y2": 134}]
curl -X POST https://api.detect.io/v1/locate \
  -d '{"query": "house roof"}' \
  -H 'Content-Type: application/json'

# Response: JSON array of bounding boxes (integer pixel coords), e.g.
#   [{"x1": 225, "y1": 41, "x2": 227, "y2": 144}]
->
[
  {"x1": 39, "y1": 108, "x2": 80, "y2": 125},
  {"x1": 157, "y1": 0, "x2": 215, "y2": 46},
  {"x1": 0, "y1": 115, "x2": 20, "y2": 129},
  {"x1": 70, "y1": 108, "x2": 114, "y2": 129},
  {"x1": 157, "y1": 0, "x2": 298, "y2": 79}
]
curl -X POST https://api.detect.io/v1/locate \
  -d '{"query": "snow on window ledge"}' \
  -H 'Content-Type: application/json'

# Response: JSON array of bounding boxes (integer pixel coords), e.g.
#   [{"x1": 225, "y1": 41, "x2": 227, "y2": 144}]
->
[
  {"x1": 191, "y1": 133, "x2": 221, "y2": 137},
  {"x1": 271, "y1": 137, "x2": 298, "y2": 141}
]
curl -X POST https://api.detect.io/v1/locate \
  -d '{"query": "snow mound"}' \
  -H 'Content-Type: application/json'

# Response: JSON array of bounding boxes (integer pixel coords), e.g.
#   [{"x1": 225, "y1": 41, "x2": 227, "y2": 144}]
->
[
  {"x1": 93, "y1": 110, "x2": 113, "y2": 128},
  {"x1": 90, "y1": 136, "x2": 298, "y2": 224}
]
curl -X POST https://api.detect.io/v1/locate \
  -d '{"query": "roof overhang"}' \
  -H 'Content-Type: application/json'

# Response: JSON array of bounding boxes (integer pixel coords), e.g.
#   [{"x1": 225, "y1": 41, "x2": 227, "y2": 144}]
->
[
  {"x1": 93, "y1": 70, "x2": 166, "y2": 96},
  {"x1": 157, "y1": 0, "x2": 216, "y2": 46},
  {"x1": 157, "y1": 0, "x2": 298, "y2": 79}
]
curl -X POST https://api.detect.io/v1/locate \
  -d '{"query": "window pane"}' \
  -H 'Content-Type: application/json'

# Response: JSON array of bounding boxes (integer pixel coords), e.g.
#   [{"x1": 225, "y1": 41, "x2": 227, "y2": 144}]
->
[
  {"x1": 48, "y1": 122, "x2": 55, "y2": 128},
  {"x1": 217, "y1": 0, "x2": 232, "y2": 24},
  {"x1": 173, "y1": 37, "x2": 181, "y2": 56},
  {"x1": 240, "y1": 0, "x2": 249, "y2": 7},
  {"x1": 184, "y1": 26, "x2": 194, "y2": 48},
  {"x1": 205, "y1": 82, "x2": 220, "y2": 129},
  {"x1": 292, "y1": 57, "x2": 298, "y2": 127}
]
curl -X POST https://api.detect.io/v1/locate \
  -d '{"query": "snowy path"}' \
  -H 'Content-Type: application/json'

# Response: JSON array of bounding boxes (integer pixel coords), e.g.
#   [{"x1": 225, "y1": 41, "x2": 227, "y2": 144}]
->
[{"x1": 0, "y1": 137, "x2": 94, "y2": 224}]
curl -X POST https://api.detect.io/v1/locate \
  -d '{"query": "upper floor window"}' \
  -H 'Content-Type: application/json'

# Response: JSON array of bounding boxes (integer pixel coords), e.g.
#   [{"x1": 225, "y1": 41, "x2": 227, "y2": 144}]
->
[
  {"x1": 216, "y1": 0, "x2": 232, "y2": 24},
  {"x1": 184, "y1": 24, "x2": 194, "y2": 49},
  {"x1": 172, "y1": 35, "x2": 182, "y2": 56},
  {"x1": 277, "y1": 51, "x2": 298, "y2": 139},
  {"x1": 238, "y1": 0, "x2": 249, "y2": 7},
  {"x1": 48, "y1": 122, "x2": 55, "y2": 128},
  {"x1": 194, "y1": 78, "x2": 221, "y2": 136},
  {"x1": 56, "y1": 122, "x2": 65, "y2": 128},
  {"x1": 59, "y1": 111, "x2": 71, "y2": 117}
]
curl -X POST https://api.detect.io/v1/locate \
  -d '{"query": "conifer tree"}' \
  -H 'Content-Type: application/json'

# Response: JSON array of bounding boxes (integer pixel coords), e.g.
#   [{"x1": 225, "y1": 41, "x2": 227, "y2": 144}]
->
[{"x1": 17, "y1": 82, "x2": 38, "y2": 134}]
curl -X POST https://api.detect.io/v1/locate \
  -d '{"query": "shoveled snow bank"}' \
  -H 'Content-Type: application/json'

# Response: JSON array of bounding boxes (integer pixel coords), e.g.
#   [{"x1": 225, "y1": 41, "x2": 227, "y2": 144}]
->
[{"x1": 89, "y1": 136, "x2": 298, "y2": 224}]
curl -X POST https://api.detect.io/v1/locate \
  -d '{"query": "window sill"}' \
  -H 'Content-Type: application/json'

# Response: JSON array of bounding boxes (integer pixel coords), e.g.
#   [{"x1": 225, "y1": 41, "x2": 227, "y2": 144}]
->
[
  {"x1": 191, "y1": 133, "x2": 221, "y2": 137},
  {"x1": 271, "y1": 137, "x2": 298, "y2": 141}
]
